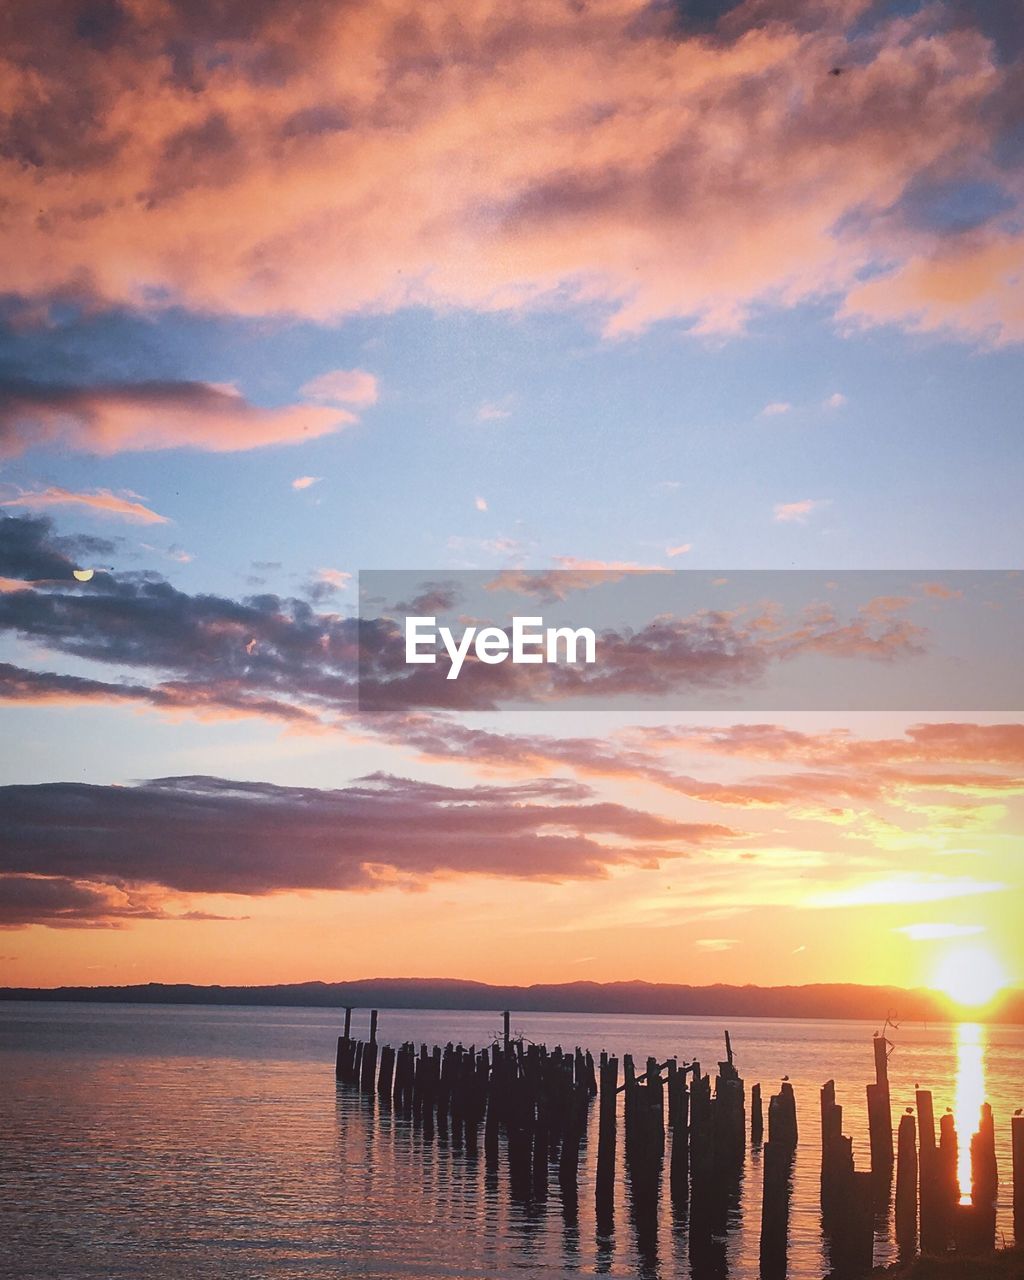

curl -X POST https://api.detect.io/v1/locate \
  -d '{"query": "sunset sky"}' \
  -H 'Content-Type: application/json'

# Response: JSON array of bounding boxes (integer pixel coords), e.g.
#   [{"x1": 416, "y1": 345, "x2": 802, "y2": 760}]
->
[{"x1": 1, "y1": 0, "x2": 1022, "y2": 999}]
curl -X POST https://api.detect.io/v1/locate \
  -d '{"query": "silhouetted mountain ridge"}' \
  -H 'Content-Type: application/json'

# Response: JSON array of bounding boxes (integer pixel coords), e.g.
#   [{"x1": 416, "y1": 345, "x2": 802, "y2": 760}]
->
[{"x1": 2, "y1": 977, "x2": 1022, "y2": 1024}]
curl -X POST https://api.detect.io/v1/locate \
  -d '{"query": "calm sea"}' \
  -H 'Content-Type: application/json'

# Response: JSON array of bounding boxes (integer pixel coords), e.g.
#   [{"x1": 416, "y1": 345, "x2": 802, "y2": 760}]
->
[{"x1": 1, "y1": 1003, "x2": 1021, "y2": 1279}]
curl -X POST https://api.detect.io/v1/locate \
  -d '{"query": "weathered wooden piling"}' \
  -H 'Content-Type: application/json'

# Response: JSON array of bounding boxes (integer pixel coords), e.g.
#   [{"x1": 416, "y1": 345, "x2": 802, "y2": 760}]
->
[
  {"x1": 937, "y1": 1110, "x2": 959, "y2": 1221},
  {"x1": 689, "y1": 1067, "x2": 713, "y2": 1199},
  {"x1": 896, "y1": 1110, "x2": 917, "y2": 1257},
  {"x1": 669, "y1": 1067, "x2": 690, "y2": 1205},
  {"x1": 503, "y1": 1009, "x2": 510, "y2": 1051},
  {"x1": 820, "y1": 1079, "x2": 845, "y2": 1215},
  {"x1": 340, "y1": 1029, "x2": 353, "y2": 1080},
  {"x1": 1012, "y1": 1111, "x2": 1024, "y2": 1245},
  {"x1": 596, "y1": 1052, "x2": 618, "y2": 1229},
  {"x1": 759, "y1": 1139, "x2": 791, "y2": 1279},
  {"x1": 713, "y1": 1032, "x2": 746, "y2": 1167},
  {"x1": 751, "y1": 1082, "x2": 763, "y2": 1145},
  {"x1": 867, "y1": 1032, "x2": 894, "y2": 1180},
  {"x1": 963, "y1": 1102, "x2": 998, "y2": 1253},
  {"x1": 357, "y1": 1011, "x2": 379, "y2": 1093},
  {"x1": 916, "y1": 1087, "x2": 944, "y2": 1254},
  {"x1": 768, "y1": 1081, "x2": 797, "y2": 1153},
  {"x1": 343, "y1": 1007, "x2": 352, "y2": 1040},
  {"x1": 377, "y1": 1044, "x2": 396, "y2": 1101},
  {"x1": 954, "y1": 1102, "x2": 997, "y2": 1258},
  {"x1": 847, "y1": 1170, "x2": 876, "y2": 1274}
]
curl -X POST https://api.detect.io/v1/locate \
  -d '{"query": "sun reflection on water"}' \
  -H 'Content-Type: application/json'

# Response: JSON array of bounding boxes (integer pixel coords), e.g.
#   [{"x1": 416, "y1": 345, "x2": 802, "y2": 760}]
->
[{"x1": 953, "y1": 1021, "x2": 985, "y2": 1204}]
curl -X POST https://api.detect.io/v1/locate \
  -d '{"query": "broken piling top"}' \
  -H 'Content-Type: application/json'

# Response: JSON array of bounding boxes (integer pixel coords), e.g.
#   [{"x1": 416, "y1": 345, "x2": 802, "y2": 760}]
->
[
  {"x1": 719, "y1": 1028, "x2": 740, "y2": 1081},
  {"x1": 873, "y1": 1030, "x2": 889, "y2": 1086}
]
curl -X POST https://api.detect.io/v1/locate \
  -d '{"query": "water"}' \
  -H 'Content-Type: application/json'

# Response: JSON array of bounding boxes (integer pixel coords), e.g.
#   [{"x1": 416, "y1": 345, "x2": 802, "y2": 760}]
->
[{"x1": 1, "y1": 1003, "x2": 1021, "y2": 1279}]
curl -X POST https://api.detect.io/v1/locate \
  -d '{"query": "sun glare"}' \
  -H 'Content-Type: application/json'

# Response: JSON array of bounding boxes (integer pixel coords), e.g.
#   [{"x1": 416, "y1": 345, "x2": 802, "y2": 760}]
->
[{"x1": 932, "y1": 944, "x2": 1009, "y2": 1009}]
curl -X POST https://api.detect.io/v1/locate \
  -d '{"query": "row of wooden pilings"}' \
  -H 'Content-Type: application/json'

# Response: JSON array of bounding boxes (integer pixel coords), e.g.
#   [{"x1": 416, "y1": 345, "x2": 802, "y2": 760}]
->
[
  {"x1": 822, "y1": 1030, "x2": 1024, "y2": 1273},
  {"x1": 336, "y1": 1011, "x2": 1023, "y2": 1277}
]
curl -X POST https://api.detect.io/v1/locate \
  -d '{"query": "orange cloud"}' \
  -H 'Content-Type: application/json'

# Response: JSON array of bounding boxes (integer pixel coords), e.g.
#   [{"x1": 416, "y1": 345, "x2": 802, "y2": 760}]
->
[
  {"x1": 0, "y1": 1, "x2": 1017, "y2": 341},
  {"x1": 0, "y1": 486, "x2": 168, "y2": 524},
  {"x1": 0, "y1": 379, "x2": 353, "y2": 456}
]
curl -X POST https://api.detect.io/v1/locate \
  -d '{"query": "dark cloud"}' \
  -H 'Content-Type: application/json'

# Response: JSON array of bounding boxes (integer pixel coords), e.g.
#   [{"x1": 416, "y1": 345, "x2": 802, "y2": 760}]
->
[
  {"x1": 1, "y1": 516, "x2": 931, "y2": 721},
  {"x1": 0, "y1": 512, "x2": 116, "y2": 581},
  {"x1": 0, "y1": 376, "x2": 351, "y2": 456},
  {"x1": 0, "y1": 662, "x2": 318, "y2": 725},
  {"x1": 0, "y1": 873, "x2": 241, "y2": 928},
  {"x1": 0, "y1": 772, "x2": 735, "y2": 926}
]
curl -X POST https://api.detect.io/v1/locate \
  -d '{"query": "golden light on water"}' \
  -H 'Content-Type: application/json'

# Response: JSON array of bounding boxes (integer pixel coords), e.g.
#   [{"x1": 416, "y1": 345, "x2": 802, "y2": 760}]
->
[
  {"x1": 932, "y1": 944, "x2": 1009, "y2": 1009},
  {"x1": 953, "y1": 1021, "x2": 985, "y2": 1205}
]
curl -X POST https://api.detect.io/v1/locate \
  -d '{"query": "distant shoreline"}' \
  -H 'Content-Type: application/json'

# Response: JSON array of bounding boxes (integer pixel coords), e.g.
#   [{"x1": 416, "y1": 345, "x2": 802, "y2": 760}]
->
[{"x1": 2, "y1": 978, "x2": 1022, "y2": 1025}]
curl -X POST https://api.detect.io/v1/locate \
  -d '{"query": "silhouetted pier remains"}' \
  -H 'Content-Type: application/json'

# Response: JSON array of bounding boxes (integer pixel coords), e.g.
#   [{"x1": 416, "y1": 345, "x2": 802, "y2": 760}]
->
[{"x1": 335, "y1": 1009, "x2": 1021, "y2": 1276}]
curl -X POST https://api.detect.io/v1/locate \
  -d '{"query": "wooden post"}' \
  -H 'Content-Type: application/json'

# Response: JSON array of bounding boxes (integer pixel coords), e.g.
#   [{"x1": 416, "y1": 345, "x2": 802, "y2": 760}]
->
[
  {"x1": 597, "y1": 1054, "x2": 618, "y2": 1229},
  {"x1": 377, "y1": 1044, "x2": 396, "y2": 1100},
  {"x1": 343, "y1": 1007, "x2": 352, "y2": 1040},
  {"x1": 751, "y1": 1082, "x2": 763, "y2": 1145},
  {"x1": 867, "y1": 1034, "x2": 893, "y2": 1180},
  {"x1": 503, "y1": 1010, "x2": 510, "y2": 1051},
  {"x1": 873, "y1": 1032, "x2": 888, "y2": 1084},
  {"x1": 1012, "y1": 1112, "x2": 1024, "y2": 1246},
  {"x1": 369, "y1": 1009, "x2": 378, "y2": 1046},
  {"x1": 938, "y1": 1111, "x2": 959, "y2": 1218},
  {"x1": 666, "y1": 1058, "x2": 678, "y2": 1127},
  {"x1": 360, "y1": 1036, "x2": 378, "y2": 1094},
  {"x1": 848, "y1": 1170, "x2": 875, "y2": 1274},
  {"x1": 670, "y1": 1070, "x2": 689, "y2": 1205},
  {"x1": 820, "y1": 1080, "x2": 844, "y2": 1216},
  {"x1": 867, "y1": 1080, "x2": 894, "y2": 1180},
  {"x1": 759, "y1": 1140, "x2": 790, "y2": 1279},
  {"x1": 969, "y1": 1102, "x2": 997, "y2": 1252},
  {"x1": 769, "y1": 1082, "x2": 797, "y2": 1153},
  {"x1": 647, "y1": 1054, "x2": 665, "y2": 1157},
  {"x1": 916, "y1": 1088, "x2": 942, "y2": 1253},
  {"x1": 896, "y1": 1110, "x2": 917, "y2": 1258}
]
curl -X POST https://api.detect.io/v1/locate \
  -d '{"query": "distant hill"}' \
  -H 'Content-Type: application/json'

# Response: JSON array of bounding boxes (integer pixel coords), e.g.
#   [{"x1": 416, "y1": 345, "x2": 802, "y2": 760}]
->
[{"x1": 2, "y1": 977, "x2": 1022, "y2": 1024}]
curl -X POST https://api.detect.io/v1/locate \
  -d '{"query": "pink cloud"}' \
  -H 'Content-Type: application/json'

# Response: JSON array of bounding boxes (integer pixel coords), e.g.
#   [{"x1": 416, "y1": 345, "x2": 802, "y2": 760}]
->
[
  {"x1": 666, "y1": 543, "x2": 693, "y2": 557},
  {"x1": 0, "y1": 3, "x2": 1017, "y2": 343},
  {"x1": 292, "y1": 476, "x2": 321, "y2": 491},
  {"x1": 315, "y1": 568, "x2": 352, "y2": 590},
  {"x1": 0, "y1": 486, "x2": 168, "y2": 524},
  {"x1": 0, "y1": 380, "x2": 354, "y2": 456},
  {"x1": 773, "y1": 499, "x2": 825, "y2": 523},
  {"x1": 300, "y1": 369, "x2": 379, "y2": 407}
]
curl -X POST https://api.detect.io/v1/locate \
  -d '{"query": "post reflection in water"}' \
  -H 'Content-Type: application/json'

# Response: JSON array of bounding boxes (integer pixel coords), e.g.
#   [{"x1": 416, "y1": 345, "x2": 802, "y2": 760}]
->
[{"x1": 953, "y1": 1022, "x2": 985, "y2": 1204}]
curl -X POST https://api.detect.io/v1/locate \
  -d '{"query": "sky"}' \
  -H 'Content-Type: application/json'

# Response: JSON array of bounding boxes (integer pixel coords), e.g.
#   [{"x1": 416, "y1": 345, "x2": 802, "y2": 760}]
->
[{"x1": 1, "y1": 0, "x2": 1023, "y2": 1002}]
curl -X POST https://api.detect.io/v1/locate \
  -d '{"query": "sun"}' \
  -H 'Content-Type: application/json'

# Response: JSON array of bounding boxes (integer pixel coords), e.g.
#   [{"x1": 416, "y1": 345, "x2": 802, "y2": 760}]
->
[{"x1": 932, "y1": 944, "x2": 1009, "y2": 1009}]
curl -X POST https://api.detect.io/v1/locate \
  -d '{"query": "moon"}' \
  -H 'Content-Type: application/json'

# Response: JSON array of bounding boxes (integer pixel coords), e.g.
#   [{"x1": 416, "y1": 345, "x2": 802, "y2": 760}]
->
[{"x1": 73, "y1": 568, "x2": 95, "y2": 582}]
